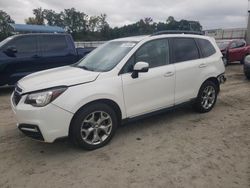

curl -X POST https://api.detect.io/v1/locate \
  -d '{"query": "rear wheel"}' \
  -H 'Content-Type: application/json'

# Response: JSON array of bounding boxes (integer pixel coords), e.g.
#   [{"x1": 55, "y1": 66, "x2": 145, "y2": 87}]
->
[
  {"x1": 70, "y1": 103, "x2": 118, "y2": 150},
  {"x1": 193, "y1": 81, "x2": 218, "y2": 113}
]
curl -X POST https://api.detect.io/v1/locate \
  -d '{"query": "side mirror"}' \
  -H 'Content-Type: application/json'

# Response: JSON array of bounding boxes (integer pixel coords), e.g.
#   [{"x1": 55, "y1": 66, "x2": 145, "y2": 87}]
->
[
  {"x1": 244, "y1": 55, "x2": 250, "y2": 65},
  {"x1": 5, "y1": 46, "x2": 17, "y2": 54},
  {"x1": 131, "y1": 62, "x2": 149, "y2": 79}
]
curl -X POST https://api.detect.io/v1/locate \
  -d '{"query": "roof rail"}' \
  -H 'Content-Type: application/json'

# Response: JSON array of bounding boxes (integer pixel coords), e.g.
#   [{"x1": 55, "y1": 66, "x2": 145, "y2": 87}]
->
[{"x1": 151, "y1": 30, "x2": 204, "y2": 36}]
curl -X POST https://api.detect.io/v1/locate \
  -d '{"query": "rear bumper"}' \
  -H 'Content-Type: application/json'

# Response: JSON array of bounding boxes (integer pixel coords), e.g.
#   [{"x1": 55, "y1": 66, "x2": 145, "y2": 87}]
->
[{"x1": 217, "y1": 73, "x2": 226, "y2": 84}]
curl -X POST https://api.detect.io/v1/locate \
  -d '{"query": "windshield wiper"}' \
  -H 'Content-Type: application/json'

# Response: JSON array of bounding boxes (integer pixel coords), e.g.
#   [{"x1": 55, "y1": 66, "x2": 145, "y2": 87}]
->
[{"x1": 80, "y1": 66, "x2": 93, "y2": 71}]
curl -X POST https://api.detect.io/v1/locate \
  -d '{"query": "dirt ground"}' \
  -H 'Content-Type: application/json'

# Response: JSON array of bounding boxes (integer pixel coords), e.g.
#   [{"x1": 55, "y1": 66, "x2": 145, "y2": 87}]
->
[{"x1": 0, "y1": 64, "x2": 249, "y2": 188}]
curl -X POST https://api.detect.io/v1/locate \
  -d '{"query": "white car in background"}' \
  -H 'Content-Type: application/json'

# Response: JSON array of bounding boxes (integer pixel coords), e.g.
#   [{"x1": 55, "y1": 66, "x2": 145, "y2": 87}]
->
[{"x1": 11, "y1": 31, "x2": 226, "y2": 150}]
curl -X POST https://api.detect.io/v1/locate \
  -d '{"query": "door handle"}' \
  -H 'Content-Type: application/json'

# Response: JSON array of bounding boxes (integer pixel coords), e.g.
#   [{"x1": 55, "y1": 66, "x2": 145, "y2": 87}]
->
[
  {"x1": 199, "y1": 63, "x2": 207, "y2": 68},
  {"x1": 32, "y1": 55, "x2": 41, "y2": 58},
  {"x1": 164, "y1": 72, "x2": 174, "y2": 77}
]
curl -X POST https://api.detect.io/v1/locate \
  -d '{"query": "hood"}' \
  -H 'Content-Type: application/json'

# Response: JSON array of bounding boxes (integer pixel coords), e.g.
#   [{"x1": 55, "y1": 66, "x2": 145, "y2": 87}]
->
[{"x1": 18, "y1": 66, "x2": 100, "y2": 93}]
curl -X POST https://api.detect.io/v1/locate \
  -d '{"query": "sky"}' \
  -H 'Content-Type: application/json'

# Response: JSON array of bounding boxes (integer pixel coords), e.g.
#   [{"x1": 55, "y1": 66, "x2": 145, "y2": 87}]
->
[{"x1": 0, "y1": 0, "x2": 249, "y2": 30}]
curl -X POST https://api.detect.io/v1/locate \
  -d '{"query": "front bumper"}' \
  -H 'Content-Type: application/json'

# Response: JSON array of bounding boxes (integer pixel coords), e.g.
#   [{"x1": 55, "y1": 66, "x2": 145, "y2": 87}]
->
[{"x1": 11, "y1": 93, "x2": 74, "y2": 143}]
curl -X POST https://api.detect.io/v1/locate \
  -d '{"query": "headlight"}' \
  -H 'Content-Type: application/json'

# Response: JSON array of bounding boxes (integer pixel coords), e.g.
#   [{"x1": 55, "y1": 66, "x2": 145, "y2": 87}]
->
[{"x1": 25, "y1": 87, "x2": 67, "y2": 107}]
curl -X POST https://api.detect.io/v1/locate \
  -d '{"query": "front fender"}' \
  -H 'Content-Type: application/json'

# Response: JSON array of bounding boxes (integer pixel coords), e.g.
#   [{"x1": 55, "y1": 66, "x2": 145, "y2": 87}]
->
[{"x1": 52, "y1": 76, "x2": 127, "y2": 119}]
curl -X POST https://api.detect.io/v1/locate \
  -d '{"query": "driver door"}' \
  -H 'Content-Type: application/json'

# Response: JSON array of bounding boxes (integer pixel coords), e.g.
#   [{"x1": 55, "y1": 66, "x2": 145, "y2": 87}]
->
[{"x1": 121, "y1": 39, "x2": 175, "y2": 117}]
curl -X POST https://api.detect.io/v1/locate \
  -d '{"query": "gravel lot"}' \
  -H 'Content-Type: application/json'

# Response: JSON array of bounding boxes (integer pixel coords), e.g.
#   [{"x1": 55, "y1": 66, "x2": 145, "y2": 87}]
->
[{"x1": 0, "y1": 64, "x2": 249, "y2": 188}]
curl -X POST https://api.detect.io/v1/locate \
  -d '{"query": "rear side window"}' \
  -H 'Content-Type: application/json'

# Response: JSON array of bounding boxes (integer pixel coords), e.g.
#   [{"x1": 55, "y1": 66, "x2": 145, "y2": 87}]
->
[
  {"x1": 40, "y1": 35, "x2": 68, "y2": 52},
  {"x1": 196, "y1": 38, "x2": 216, "y2": 58},
  {"x1": 173, "y1": 38, "x2": 199, "y2": 63}
]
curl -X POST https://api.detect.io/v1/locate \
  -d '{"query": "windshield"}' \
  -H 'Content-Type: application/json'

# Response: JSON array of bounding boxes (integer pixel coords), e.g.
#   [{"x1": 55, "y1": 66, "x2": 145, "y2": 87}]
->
[
  {"x1": 216, "y1": 41, "x2": 230, "y2": 50},
  {"x1": 0, "y1": 36, "x2": 13, "y2": 48},
  {"x1": 76, "y1": 41, "x2": 137, "y2": 72}
]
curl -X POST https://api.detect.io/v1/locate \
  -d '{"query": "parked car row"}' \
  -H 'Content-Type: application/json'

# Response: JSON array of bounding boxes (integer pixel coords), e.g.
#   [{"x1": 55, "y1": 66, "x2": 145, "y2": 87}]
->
[
  {"x1": 0, "y1": 33, "x2": 94, "y2": 86},
  {"x1": 216, "y1": 39, "x2": 250, "y2": 66},
  {"x1": 11, "y1": 31, "x2": 226, "y2": 150}
]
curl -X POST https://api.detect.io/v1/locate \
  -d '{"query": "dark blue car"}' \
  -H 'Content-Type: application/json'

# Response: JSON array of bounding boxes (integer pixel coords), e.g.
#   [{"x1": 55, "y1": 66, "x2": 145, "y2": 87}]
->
[{"x1": 0, "y1": 33, "x2": 93, "y2": 86}]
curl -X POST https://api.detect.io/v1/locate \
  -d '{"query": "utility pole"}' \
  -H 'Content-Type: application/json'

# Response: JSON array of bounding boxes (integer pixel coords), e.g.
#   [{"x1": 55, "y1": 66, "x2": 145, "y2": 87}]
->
[{"x1": 246, "y1": 0, "x2": 250, "y2": 44}]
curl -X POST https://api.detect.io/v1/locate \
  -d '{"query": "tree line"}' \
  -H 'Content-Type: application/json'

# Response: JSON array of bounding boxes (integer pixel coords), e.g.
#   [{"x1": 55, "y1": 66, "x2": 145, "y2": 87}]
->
[{"x1": 0, "y1": 8, "x2": 202, "y2": 41}]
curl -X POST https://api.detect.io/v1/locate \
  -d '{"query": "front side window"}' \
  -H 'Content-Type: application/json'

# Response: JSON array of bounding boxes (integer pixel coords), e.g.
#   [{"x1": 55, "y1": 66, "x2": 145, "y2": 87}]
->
[
  {"x1": 173, "y1": 38, "x2": 200, "y2": 63},
  {"x1": 122, "y1": 39, "x2": 169, "y2": 73},
  {"x1": 76, "y1": 41, "x2": 137, "y2": 72},
  {"x1": 196, "y1": 38, "x2": 216, "y2": 58},
  {"x1": 216, "y1": 41, "x2": 230, "y2": 50},
  {"x1": 4, "y1": 36, "x2": 37, "y2": 53},
  {"x1": 236, "y1": 40, "x2": 246, "y2": 48},
  {"x1": 230, "y1": 42, "x2": 237, "y2": 49}
]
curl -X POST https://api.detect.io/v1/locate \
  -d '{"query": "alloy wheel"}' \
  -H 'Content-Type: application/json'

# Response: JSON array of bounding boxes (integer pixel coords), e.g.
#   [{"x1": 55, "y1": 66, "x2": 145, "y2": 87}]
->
[
  {"x1": 81, "y1": 111, "x2": 113, "y2": 145},
  {"x1": 201, "y1": 86, "x2": 216, "y2": 110}
]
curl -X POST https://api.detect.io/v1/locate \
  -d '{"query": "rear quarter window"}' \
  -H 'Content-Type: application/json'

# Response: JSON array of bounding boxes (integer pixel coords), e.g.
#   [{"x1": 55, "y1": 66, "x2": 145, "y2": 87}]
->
[{"x1": 196, "y1": 38, "x2": 216, "y2": 58}]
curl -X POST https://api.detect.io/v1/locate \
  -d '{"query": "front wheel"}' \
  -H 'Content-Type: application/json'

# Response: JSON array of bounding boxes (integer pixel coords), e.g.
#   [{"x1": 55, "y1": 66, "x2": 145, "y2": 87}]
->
[
  {"x1": 193, "y1": 81, "x2": 218, "y2": 113},
  {"x1": 70, "y1": 103, "x2": 118, "y2": 150},
  {"x1": 245, "y1": 72, "x2": 250, "y2": 80}
]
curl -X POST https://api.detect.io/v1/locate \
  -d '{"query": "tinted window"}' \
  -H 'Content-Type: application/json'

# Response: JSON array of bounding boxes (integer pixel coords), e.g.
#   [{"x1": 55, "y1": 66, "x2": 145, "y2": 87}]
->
[
  {"x1": 135, "y1": 39, "x2": 169, "y2": 68},
  {"x1": 230, "y1": 42, "x2": 237, "y2": 49},
  {"x1": 236, "y1": 40, "x2": 245, "y2": 48},
  {"x1": 41, "y1": 35, "x2": 68, "y2": 52},
  {"x1": 173, "y1": 38, "x2": 199, "y2": 63},
  {"x1": 197, "y1": 38, "x2": 216, "y2": 57},
  {"x1": 5, "y1": 36, "x2": 37, "y2": 53},
  {"x1": 122, "y1": 39, "x2": 169, "y2": 73}
]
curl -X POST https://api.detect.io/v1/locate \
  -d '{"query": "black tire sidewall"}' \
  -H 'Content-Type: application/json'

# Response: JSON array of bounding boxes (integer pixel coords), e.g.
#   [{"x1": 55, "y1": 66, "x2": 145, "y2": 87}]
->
[
  {"x1": 194, "y1": 81, "x2": 218, "y2": 113},
  {"x1": 70, "y1": 103, "x2": 118, "y2": 150}
]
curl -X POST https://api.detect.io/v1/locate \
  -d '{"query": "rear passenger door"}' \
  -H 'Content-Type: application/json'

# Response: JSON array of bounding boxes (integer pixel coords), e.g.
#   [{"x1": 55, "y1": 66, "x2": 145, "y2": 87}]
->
[
  {"x1": 172, "y1": 37, "x2": 204, "y2": 104},
  {"x1": 39, "y1": 35, "x2": 77, "y2": 70}
]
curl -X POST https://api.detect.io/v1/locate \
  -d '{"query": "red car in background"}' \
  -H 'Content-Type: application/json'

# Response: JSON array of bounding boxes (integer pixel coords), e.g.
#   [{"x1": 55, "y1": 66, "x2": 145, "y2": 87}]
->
[{"x1": 216, "y1": 39, "x2": 250, "y2": 66}]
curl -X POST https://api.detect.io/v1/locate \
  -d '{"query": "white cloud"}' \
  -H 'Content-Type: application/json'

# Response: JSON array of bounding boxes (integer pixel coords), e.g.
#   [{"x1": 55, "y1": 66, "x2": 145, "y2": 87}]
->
[{"x1": 0, "y1": 0, "x2": 248, "y2": 29}]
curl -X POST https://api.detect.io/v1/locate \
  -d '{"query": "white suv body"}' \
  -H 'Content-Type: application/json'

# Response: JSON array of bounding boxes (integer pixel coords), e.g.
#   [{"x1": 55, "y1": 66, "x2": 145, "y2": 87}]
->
[{"x1": 11, "y1": 33, "x2": 225, "y2": 150}]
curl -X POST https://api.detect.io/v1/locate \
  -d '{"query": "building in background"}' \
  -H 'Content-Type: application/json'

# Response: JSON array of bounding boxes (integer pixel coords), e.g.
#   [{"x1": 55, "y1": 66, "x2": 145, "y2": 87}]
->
[{"x1": 204, "y1": 28, "x2": 246, "y2": 40}]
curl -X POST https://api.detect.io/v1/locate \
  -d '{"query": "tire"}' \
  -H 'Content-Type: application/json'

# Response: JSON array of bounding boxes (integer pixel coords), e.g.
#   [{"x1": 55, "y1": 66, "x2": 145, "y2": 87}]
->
[
  {"x1": 193, "y1": 81, "x2": 218, "y2": 113},
  {"x1": 245, "y1": 73, "x2": 250, "y2": 80},
  {"x1": 70, "y1": 103, "x2": 118, "y2": 150}
]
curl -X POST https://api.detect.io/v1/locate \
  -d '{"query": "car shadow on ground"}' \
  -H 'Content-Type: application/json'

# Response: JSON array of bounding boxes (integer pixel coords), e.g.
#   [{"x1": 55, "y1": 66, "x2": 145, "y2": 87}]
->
[{"x1": 15, "y1": 104, "x2": 194, "y2": 156}]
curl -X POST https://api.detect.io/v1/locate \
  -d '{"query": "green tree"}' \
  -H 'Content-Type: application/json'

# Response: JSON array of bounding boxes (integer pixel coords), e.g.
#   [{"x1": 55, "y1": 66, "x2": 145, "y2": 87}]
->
[
  {"x1": 43, "y1": 9, "x2": 65, "y2": 27},
  {"x1": 25, "y1": 7, "x2": 44, "y2": 25},
  {"x1": 0, "y1": 10, "x2": 14, "y2": 41},
  {"x1": 63, "y1": 8, "x2": 88, "y2": 35}
]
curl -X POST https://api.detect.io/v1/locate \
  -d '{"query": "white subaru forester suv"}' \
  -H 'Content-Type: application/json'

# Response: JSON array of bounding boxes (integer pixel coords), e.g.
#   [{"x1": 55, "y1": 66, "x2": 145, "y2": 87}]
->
[{"x1": 11, "y1": 31, "x2": 226, "y2": 150}]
